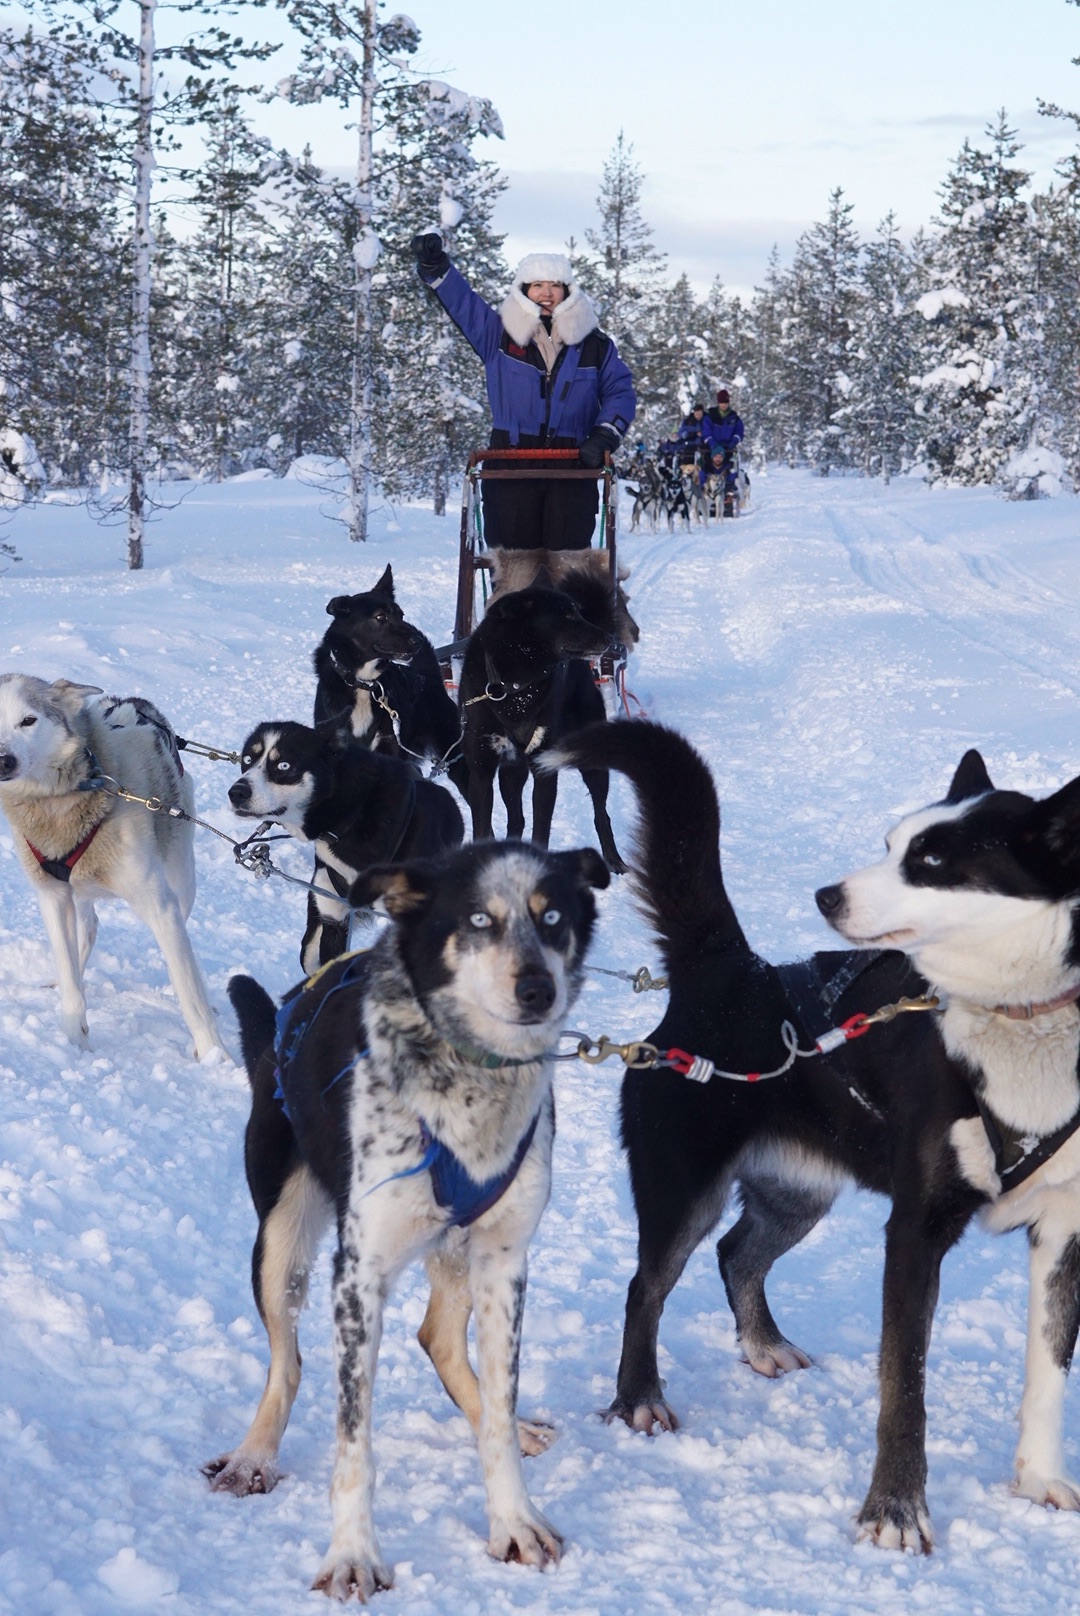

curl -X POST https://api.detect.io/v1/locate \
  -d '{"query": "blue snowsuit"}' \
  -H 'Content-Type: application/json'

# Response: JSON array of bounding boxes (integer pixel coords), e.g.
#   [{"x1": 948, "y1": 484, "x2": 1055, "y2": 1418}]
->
[
  {"x1": 424, "y1": 263, "x2": 636, "y2": 549},
  {"x1": 703, "y1": 407, "x2": 745, "y2": 491}
]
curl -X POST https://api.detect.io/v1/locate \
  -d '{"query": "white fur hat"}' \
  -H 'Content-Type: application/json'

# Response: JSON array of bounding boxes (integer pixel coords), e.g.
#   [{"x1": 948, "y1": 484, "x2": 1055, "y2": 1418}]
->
[
  {"x1": 500, "y1": 252, "x2": 598, "y2": 346},
  {"x1": 513, "y1": 251, "x2": 574, "y2": 289}
]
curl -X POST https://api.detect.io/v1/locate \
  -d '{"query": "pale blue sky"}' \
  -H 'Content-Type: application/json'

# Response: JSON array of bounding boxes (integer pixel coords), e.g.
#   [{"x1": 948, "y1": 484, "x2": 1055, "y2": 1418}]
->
[
  {"x1": 248, "y1": 0, "x2": 1080, "y2": 296},
  {"x1": 14, "y1": 0, "x2": 1076, "y2": 296}
]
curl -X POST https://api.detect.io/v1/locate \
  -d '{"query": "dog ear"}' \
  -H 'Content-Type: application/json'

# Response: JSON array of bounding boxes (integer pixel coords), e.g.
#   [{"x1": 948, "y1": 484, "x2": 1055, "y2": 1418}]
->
[
  {"x1": 1015, "y1": 775, "x2": 1080, "y2": 871},
  {"x1": 326, "y1": 595, "x2": 355, "y2": 618},
  {"x1": 944, "y1": 749, "x2": 994, "y2": 804},
  {"x1": 565, "y1": 846, "x2": 611, "y2": 891},
  {"x1": 48, "y1": 678, "x2": 104, "y2": 715},
  {"x1": 351, "y1": 862, "x2": 434, "y2": 915},
  {"x1": 372, "y1": 564, "x2": 395, "y2": 600}
]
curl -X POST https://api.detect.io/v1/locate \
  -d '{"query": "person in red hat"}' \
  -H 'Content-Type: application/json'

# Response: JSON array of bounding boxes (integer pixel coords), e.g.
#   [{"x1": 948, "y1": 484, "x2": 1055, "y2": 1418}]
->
[{"x1": 702, "y1": 389, "x2": 745, "y2": 501}]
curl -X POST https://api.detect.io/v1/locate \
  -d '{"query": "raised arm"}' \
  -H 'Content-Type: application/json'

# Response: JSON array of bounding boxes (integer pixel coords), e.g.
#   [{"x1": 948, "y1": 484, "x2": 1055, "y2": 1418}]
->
[{"x1": 412, "y1": 233, "x2": 503, "y2": 366}]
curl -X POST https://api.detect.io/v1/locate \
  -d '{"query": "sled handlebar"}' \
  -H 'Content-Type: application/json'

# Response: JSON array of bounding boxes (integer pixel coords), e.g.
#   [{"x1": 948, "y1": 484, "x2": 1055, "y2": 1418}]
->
[{"x1": 469, "y1": 448, "x2": 582, "y2": 462}]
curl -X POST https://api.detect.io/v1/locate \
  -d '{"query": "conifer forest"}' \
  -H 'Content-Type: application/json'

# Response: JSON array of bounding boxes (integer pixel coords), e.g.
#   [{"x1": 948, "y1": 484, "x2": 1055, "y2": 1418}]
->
[{"x1": 3, "y1": 1, "x2": 1080, "y2": 568}]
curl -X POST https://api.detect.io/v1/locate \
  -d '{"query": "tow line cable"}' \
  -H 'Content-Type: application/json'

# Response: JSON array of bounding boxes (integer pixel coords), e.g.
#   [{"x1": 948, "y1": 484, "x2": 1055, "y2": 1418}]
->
[
  {"x1": 77, "y1": 773, "x2": 367, "y2": 913},
  {"x1": 83, "y1": 766, "x2": 939, "y2": 1087},
  {"x1": 556, "y1": 994, "x2": 938, "y2": 1084}
]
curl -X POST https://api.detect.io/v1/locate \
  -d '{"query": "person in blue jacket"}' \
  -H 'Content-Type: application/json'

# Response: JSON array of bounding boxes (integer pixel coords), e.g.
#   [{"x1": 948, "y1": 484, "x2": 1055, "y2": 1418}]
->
[
  {"x1": 411, "y1": 232, "x2": 636, "y2": 550},
  {"x1": 676, "y1": 402, "x2": 707, "y2": 458},
  {"x1": 702, "y1": 389, "x2": 745, "y2": 492}
]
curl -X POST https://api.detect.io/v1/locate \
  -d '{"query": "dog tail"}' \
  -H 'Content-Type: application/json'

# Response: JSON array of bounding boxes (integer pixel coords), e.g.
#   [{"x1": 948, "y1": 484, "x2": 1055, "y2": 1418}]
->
[
  {"x1": 545, "y1": 720, "x2": 745, "y2": 964},
  {"x1": 227, "y1": 974, "x2": 277, "y2": 1082}
]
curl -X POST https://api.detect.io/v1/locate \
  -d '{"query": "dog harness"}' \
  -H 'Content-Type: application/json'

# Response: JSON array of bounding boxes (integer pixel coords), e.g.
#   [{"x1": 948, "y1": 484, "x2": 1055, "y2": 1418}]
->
[
  {"x1": 272, "y1": 951, "x2": 541, "y2": 1229},
  {"x1": 972, "y1": 1093, "x2": 1080, "y2": 1193},
  {"x1": 24, "y1": 820, "x2": 104, "y2": 882}
]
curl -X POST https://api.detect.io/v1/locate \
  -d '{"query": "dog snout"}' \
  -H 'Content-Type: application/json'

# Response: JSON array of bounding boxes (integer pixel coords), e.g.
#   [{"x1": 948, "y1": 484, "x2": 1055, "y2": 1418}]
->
[
  {"x1": 815, "y1": 884, "x2": 846, "y2": 921},
  {"x1": 515, "y1": 971, "x2": 556, "y2": 1016},
  {"x1": 228, "y1": 777, "x2": 252, "y2": 808},
  {"x1": 0, "y1": 750, "x2": 18, "y2": 782}
]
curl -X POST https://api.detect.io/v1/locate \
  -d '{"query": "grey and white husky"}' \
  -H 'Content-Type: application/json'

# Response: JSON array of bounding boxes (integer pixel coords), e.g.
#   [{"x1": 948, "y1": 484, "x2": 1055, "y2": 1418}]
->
[{"x1": 0, "y1": 674, "x2": 223, "y2": 1058}]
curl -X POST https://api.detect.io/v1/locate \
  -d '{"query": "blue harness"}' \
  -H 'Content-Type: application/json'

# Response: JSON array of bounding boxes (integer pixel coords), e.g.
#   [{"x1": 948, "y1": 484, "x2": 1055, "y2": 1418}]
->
[{"x1": 272, "y1": 953, "x2": 541, "y2": 1229}]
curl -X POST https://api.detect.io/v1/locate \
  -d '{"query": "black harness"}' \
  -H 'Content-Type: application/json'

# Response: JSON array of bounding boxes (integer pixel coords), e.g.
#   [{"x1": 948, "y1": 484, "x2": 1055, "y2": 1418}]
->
[
  {"x1": 776, "y1": 953, "x2": 1080, "y2": 1192},
  {"x1": 973, "y1": 1090, "x2": 1080, "y2": 1193}
]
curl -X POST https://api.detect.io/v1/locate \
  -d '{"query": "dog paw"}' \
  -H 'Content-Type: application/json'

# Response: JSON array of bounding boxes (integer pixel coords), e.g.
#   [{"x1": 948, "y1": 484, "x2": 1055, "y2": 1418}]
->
[
  {"x1": 202, "y1": 1451, "x2": 282, "y2": 1496},
  {"x1": 1012, "y1": 1471, "x2": 1080, "y2": 1511},
  {"x1": 488, "y1": 1507, "x2": 563, "y2": 1568},
  {"x1": 518, "y1": 1418, "x2": 557, "y2": 1457},
  {"x1": 62, "y1": 1012, "x2": 90, "y2": 1049},
  {"x1": 312, "y1": 1550, "x2": 394, "y2": 1603},
  {"x1": 856, "y1": 1495, "x2": 933, "y2": 1554},
  {"x1": 605, "y1": 854, "x2": 628, "y2": 876},
  {"x1": 742, "y1": 1339, "x2": 813, "y2": 1377},
  {"x1": 604, "y1": 1395, "x2": 680, "y2": 1434}
]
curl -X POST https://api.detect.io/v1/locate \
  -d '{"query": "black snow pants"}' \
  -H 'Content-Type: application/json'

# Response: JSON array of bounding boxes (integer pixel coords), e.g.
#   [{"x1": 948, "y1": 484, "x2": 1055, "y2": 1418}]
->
[{"x1": 481, "y1": 435, "x2": 599, "y2": 550}]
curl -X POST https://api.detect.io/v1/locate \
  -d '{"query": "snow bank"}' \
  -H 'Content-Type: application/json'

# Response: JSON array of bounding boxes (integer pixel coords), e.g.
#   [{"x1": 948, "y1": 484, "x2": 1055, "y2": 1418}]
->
[{"x1": 2, "y1": 471, "x2": 1080, "y2": 1614}]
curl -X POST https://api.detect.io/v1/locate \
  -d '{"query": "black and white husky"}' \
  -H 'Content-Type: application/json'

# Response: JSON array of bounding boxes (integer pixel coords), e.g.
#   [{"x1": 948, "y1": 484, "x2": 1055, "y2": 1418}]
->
[
  {"x1": 313, "y1": 566, "x2": 468, "y2": 799},
  {"x1": 207, "y1": 840, "x2": 609, "y2": 1600},
  {"x1": 0, "y1": 673, "x2": 223, "y2": 1058},
  {"x1": 228, "y1": 720, "x2": 464, "y2": 971},
  {"x1": 818, "y1": 747, "x2": 1080, "y2": 1526},
  {"x1": 551, "y1": 721, "x2": 1080, "y2": 1554}
]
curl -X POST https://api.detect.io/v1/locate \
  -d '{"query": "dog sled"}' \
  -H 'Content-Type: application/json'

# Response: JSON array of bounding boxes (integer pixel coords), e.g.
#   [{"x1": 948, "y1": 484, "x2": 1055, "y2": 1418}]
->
[
  {"x1": 706, "y1": 447, "x2": 751, "y2": 520},
  {"x1": 439, "y1": 448, "x2": 638, "y2": 718}
]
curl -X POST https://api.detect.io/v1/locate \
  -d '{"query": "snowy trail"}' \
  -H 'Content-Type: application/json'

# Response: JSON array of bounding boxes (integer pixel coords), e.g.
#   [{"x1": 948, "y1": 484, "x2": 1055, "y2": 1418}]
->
[{"x1": 3, "y1": 471, "x2": 1080, "y2": 1614}]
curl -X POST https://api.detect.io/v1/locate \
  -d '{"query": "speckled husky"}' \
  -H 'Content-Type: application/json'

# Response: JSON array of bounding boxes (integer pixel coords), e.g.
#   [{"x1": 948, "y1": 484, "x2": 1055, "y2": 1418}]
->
[
  {"x1": 208, "y1": 840, "x2": 608, "y2": 1601},
  {"x1": 0, "y1": 673, "x2": 223, "y2": 1057}
]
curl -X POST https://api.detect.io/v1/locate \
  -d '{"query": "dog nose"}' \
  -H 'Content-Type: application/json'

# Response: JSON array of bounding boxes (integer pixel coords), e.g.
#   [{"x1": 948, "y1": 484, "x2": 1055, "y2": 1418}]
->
[
  {"x1": 815, "y1": 884, "x2": 845, "y2": 919},
  {"x1": 516, "y1": 972, "x2": 556, "y2": 1014},
  {"x1": 0, "y1": 751, "x2": 17, "y2": 781},
  {"x1": 228, "y1": 778, "x2": 251, "y2": 807}
]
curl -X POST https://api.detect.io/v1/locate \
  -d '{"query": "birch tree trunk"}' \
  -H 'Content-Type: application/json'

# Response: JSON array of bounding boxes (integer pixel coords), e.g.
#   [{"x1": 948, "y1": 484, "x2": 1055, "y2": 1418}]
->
[
  {"x1": 347, "y1": 0, "x2": 377, "y2": 542},
  {"x1": 128, "y1": 0, "x2": 157, "y2": 570}
]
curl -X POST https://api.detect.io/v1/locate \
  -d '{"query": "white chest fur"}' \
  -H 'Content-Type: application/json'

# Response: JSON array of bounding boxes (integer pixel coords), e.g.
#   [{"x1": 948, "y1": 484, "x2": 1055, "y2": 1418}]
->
[
  {"x1": 942, "y1": 1001, "x2": 1080, "y2": 1138},
  {"x1": 349, "y1": 688, "x2": 375, "y2": 741}
]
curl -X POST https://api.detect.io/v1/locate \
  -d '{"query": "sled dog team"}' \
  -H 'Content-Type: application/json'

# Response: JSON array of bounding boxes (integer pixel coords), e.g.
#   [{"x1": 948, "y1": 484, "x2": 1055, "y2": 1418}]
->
[{"x1": 4, "y1": 565, "x2": 1080, "y2": 1598}]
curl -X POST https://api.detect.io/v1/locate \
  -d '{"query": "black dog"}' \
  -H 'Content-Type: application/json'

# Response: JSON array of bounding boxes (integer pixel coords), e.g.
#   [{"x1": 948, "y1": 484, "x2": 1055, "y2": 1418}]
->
[
  {"x1": 459, "y1": 580, "x2": 626, "y2": 873},
  {"x1": 313, "y1": 565, "x2": 468, "y2": 798},
  {"x1": 551, "y1": 719, "x2": 990, "y2": 1552},
  {"x1": 229, "y1": 721, "x2": 464, "y2": 971}
]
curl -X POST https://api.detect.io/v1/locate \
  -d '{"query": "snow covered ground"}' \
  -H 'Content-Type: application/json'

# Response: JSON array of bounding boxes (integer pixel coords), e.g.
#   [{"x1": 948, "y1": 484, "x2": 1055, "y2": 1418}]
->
[{"x1": 3, "y1": 468, "x2": 1080, "y2": 1615}]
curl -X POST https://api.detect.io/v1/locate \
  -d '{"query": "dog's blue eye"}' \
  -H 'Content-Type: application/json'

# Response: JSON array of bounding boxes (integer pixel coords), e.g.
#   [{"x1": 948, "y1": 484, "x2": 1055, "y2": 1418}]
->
[
  {"x1": 470, "y1": 912, "x2": 492, "y2": 929},
  {"x1": 922, "y1": 853, "x2": 942, "y2": 868},
  {"x1": 542, "y1": 908, "x2": 561, "y2": 926},
  {"x1": 242, "y1": 755, "x2": 253, "y2": 768}
]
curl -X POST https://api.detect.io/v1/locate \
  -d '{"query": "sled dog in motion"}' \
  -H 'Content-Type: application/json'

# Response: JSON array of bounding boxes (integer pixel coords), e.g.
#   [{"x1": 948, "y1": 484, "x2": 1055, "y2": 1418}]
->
[
  {"x1": 228, "y1": 720, "x2": 464, "y2": 972},
  {"x1": 207, "y1": 840, "x2": 609, "y2": 1600},
  {"x1": 0, "y1": 674, "x2": 223, "y2": 1057},
  {"x1": 548, "y1": 721, "x2": 1047, "y2": 1553}
]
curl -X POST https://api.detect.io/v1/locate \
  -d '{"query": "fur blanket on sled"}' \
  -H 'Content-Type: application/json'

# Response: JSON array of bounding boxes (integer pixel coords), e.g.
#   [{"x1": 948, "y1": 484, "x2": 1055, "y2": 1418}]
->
[{"x1": 486, "y1": 548, "x2": 640, "y2": 650}]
